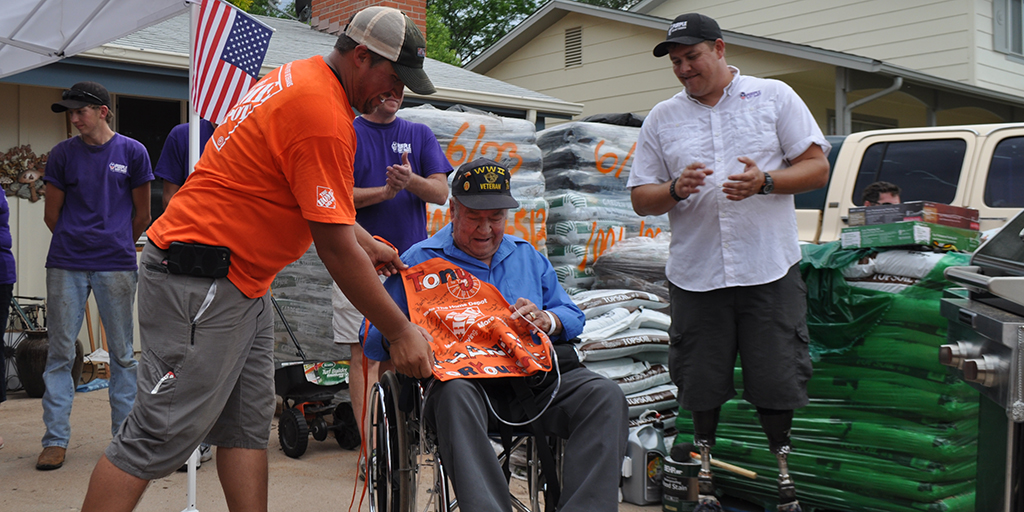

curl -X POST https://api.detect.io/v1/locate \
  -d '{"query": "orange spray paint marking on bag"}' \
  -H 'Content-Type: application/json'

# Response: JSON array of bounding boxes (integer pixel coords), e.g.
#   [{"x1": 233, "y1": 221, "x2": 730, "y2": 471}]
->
[{"x1": 446, "y1": 123, "x2": 523, "y2": 173}]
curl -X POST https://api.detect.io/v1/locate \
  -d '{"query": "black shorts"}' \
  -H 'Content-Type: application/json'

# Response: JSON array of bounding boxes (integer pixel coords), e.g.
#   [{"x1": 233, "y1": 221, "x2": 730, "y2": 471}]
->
[{"x1": 668, "y1": 264, "x2": 812, "y2": 411}]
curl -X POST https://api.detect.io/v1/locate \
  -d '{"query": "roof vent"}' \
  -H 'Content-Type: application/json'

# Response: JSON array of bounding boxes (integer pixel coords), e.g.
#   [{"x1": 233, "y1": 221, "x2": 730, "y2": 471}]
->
[{"x1": 565, "y1": 27, "x2": 582, "y2": 68}]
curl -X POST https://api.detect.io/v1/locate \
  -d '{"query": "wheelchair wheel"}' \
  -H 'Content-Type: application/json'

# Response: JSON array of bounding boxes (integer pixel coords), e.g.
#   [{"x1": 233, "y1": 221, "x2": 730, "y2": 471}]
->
[
  {"x1": 279, "y1": 407, "x2": 309, "y2": 459},
  {"x1": 368, "y1": 371, "x2": 415, "y2": 512}
]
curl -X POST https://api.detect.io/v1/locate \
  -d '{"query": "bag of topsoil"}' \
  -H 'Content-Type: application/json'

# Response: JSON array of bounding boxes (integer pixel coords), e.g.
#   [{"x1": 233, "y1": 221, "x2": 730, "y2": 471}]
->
[
  {"x1": 546, "y1": 190, "x2": 668, "y2": 228},
  {"x1": 592, "y1": 234, "x2": 672, "y2": 300},
  {"x1": 582, "y1": 356, "x2": 650, "y2": 380},
  {"x1": 614, "y1": 363, "x2": 672, "y2": 395},
  {"x1": 554, "y1": 264, "x2": 596, "y2": 289},
  {"x1": 670, "y1": 430, "x2": 977, "y2": 507},
  {"x1": 536, "y1": 121, "x2": 639, "y2": 178},
  {"x1": 577, "y1": 328, "x2": 669, "y2": 362},
  {"x1": 690, "y1": 399, "x2": 978, "y2": 463},
  {"x1": 271, "y1": 243, "x2": 341, "y2": 361},
  {"x1": 572, "y1": 288, "x2": 668, "y2": 318},
  {"x1": 397, "y1": 104, "x2": 543, "y2": 178},
  {"x1": 626, "y1": 383, "x2": 678, "y2": 418},
  {"x1": 812, "y1": 361, "x2": 977, "y2": 397},
  {"x1": 548, "y1": 220, "x2": 643, "y2": 246}
]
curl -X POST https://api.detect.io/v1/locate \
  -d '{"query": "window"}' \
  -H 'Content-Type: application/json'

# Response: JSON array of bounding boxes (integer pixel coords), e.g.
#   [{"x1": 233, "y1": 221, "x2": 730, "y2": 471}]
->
[
  {"x1": 794, "y1": 136, "x2": 845, "y2": 210},
  {"x1": 116, "y1": 96, "x2": 183, "y2": 222},
  {"x1": 994, "y1": 0, "x2": 1023, "y2": 56},
  {"x1": 852, "y1": 139, "x2": 967, "y2": 205},
  {"x1": 985, "y1": 136, "x2": 1024, "y2": 207},
  {"x1": 565, "y1": 27, "x2": 582, "y2": 68}
]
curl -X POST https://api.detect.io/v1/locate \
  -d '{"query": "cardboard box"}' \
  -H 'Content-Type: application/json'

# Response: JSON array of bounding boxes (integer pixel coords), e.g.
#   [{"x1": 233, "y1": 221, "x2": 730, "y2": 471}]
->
[
  {"x1": 840, "y1": 221, "x2": 981, "y2": 252},
  {"x1": 847, "y1": 201, "x2": 980, "y2": 230}
]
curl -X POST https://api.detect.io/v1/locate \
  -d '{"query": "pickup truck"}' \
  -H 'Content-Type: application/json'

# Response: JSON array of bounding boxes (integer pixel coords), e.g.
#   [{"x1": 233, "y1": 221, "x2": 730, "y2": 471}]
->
[{"x1": 796, "y1": 122, "x2": 1024, "y2": 243}]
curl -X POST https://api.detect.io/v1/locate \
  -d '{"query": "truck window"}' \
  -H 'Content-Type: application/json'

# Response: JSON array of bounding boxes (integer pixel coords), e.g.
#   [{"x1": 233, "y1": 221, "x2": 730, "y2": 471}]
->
[
  {"x1": 985, "y1": 136, "x2": 1024, "y2": 208},
  {"x1": 794, "y1": 135, "x2": 845, "y2": 210},
  {"x1": 852, "y1": 139, "x2": 966, "y2": 205}
]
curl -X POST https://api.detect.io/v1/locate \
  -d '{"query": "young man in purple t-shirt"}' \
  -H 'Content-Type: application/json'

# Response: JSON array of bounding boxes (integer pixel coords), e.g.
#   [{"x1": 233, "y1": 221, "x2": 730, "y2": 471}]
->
[
  {"x1": 153, "y1": 119, "x2": 215, "y2": 209},
  {"x1": 331, "y1": 89, "x2": 451, "y2": 459},
  {"x1": 37, "y1": 81, "x2": 153, "y2": 471}
]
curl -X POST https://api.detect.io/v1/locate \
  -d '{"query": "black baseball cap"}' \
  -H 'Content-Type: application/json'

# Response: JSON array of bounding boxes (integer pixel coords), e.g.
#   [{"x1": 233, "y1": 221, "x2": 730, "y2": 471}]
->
[
  {"x1": 51, "y1": 81, "x2": 111, "y2": 112},
  {"x1": 345, "y1": 6, "x2": 435, "y2": 95},
  {"x1": 653, "y1": 13, "x2": 722, "y2": 57},
  {"x1": 451, "y1": 158, "x2": 519, "y2": 210}
]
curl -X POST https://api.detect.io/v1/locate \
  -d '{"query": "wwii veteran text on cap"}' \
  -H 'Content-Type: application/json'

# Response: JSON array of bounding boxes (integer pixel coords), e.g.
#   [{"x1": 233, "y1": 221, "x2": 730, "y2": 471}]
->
[{"x1": 451, "y1": 158, "x2": 519, "y2": 210}]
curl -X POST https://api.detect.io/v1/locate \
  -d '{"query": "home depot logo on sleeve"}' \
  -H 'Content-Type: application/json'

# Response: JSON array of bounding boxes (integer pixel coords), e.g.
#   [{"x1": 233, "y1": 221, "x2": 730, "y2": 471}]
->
[{"x1": 316, "y1": 186, "x2": 336, "y2": 209}]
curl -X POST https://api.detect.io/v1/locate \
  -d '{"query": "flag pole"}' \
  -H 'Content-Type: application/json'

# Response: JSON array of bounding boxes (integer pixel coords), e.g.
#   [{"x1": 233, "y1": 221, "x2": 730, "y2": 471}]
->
[
  {"x1": 188, "y1": 0, "x2": 201, "y2": 178},
  {"x1": 183, "y1": 3, "x2": 202, "y2": 512}
]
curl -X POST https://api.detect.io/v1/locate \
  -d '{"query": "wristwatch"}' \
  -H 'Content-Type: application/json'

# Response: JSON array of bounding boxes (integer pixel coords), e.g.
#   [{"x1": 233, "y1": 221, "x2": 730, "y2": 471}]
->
[{"x1": 758, "y1": 172, "x2": 774, "y2": 195}]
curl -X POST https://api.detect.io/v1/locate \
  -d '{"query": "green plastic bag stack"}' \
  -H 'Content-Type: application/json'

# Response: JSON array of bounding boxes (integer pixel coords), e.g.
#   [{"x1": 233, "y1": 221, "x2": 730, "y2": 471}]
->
[{"x1": 674, "y1": 242, "x2": 978, "y2": 512}]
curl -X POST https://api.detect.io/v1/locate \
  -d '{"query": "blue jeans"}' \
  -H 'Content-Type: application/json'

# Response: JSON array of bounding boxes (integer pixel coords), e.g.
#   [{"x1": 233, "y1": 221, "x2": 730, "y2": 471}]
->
[{"x1": 42, "y1": 269, "x2": 138, "y2": 448}]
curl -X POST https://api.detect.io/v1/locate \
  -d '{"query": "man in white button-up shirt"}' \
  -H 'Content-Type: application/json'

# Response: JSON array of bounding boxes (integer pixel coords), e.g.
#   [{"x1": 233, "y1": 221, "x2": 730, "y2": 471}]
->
[{"x1": 628, "y1": 13, "x2": 830, "y2": 512}]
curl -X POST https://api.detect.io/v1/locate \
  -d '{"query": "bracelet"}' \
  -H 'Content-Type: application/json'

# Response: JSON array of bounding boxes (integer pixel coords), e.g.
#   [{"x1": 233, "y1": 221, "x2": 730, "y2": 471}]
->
[
  {"x1": 543, "y1": 310, "x2": 557, "y2": 336},
  {"x1": 668, "y1": 177, "x2": 685, "y2": 201}
]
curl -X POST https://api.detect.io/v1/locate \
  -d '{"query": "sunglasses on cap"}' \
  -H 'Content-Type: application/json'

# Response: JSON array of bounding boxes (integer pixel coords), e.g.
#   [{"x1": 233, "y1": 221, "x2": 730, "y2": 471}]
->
[{"x1": 62, "y1": 88, "x2": 107, "y2": 106}]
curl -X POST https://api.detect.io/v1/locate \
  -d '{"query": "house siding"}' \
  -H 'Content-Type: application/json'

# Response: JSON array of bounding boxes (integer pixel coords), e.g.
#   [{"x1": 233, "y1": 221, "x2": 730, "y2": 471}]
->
[
  {"x1": 486, "y1": 12, "x2": 833, "y2": 124},
  {"x1": 644, "y1": 1, "x2": 986, "y2": 85},
  {"x1": 973, "y1": 0, "x2": 1024, "y2": 96}
]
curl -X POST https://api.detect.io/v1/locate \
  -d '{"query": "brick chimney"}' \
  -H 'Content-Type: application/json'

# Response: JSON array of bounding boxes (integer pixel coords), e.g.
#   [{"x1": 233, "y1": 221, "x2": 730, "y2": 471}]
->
[{"x1": 310, "y1": 0, "x2": 427, "y2": 38}]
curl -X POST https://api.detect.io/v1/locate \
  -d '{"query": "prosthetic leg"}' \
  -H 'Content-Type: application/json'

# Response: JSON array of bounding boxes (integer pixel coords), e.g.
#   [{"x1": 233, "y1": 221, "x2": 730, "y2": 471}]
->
[
  {"x1": 757, "y1": 408, "x2": 802, "y2": 512},
  {"x1": 692, "y1": 408, "x2": 723, "y2": 512}
]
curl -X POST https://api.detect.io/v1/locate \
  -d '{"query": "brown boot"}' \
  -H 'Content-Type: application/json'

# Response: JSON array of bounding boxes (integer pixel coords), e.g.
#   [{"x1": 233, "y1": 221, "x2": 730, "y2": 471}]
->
[{"x1": 36, "y1": 446, "x2": 66, "y2": 470}]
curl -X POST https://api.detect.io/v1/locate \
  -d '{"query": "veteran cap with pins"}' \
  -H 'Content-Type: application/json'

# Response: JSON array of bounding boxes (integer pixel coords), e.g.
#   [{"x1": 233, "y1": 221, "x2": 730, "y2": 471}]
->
[{"x1": 450, "y1": 158, "x2": 519, "y2": 210}]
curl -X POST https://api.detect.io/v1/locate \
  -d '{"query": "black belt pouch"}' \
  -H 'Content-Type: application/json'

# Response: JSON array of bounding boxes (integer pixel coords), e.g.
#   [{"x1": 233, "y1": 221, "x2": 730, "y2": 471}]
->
[{"x1": 164, "y1": 241, "x2": 231, "y2": 278}]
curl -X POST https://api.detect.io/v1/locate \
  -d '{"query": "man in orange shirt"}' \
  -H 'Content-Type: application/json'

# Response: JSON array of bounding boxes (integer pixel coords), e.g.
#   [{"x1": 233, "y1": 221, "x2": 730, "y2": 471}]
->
[{"x1": 80, "y1": 7, "x2": 435, "y2": 512}]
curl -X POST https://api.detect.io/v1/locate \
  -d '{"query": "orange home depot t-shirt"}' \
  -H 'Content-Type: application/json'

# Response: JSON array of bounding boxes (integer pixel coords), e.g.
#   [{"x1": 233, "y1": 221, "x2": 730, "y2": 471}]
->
[{"x1": 149, "y1": 57, "x2": 357, "y2": 298}]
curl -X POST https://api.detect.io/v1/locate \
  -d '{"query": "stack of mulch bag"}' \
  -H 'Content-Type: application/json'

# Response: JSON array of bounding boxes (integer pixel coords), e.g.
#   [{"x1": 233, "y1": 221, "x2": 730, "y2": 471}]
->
[
  {"x1": 570, "y1": 289, "x2": 678, "y2": 430},
  {"x1": 537, "y1": 116, "x2": 669, "y2": 293},
  {"x1": 397, "y1": 104, "x2": 549, "y2": 254},
  {"x1": 673, "y1": 242, "x2": 979, "y2": 512},
  {"x1": 589, "y1": 233, "x2": 672, "y2": 300},
  {"x1": 271, "y1": 244, "x2": 339, "y2": 362}
]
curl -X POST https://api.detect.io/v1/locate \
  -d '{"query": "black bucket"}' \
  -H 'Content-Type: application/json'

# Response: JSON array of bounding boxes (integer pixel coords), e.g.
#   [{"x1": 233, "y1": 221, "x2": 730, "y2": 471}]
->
[{"x1": 662, "y1": 455, "x2": 700, "y2": 512}]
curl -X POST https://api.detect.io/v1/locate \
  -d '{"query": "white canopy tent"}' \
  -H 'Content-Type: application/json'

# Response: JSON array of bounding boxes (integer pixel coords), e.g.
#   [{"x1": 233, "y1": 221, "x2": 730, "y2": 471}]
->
[{"x1": 0, "y1": 0, "x2": 187, "y2": 79}]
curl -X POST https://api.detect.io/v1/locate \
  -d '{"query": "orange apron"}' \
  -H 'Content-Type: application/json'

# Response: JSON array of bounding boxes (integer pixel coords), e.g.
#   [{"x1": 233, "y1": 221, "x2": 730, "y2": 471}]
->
[{"x1": 401, "y1": 258, "x2": 552, "y2": 381}]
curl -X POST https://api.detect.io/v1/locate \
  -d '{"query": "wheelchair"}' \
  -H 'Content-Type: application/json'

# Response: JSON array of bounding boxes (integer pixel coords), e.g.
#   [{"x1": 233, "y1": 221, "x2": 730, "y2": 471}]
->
[{"x1": 367, "y1": 371, "x2": 562, "y2": 512}]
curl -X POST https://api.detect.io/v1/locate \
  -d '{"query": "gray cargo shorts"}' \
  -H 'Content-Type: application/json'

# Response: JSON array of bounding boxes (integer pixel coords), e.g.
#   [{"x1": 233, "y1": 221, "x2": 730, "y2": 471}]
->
[
  {"x1": 668, "y1": 264, "x2": 812, "y2": 412},
  {"x1": 105, "y1": 243, "x2": 275, "y2": 480}
]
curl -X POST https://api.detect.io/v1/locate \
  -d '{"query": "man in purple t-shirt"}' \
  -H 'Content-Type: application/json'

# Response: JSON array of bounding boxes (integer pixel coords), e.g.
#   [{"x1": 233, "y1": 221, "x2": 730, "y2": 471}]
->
[
  {"x1": 331, "y1": 88, "x2": 450, "y2": 457},
  {"x1": 37, "y1": 81, "x2": 153, "y2": 471},
  {"x1": 153, "y1": 119, "x2": 215, "y2": 209}
]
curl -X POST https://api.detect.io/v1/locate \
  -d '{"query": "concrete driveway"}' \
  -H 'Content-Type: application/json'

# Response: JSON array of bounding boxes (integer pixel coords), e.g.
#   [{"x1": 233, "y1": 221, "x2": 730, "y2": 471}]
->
[{"x1": 0, "y1": 387, "x2": 666, "y2": 511}]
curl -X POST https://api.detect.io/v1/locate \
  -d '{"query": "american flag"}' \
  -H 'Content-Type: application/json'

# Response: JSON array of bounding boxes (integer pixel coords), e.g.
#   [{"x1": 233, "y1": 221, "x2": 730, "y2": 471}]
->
[{"x1": 191, "y1": 0, "x2": 273, "y2": 124}]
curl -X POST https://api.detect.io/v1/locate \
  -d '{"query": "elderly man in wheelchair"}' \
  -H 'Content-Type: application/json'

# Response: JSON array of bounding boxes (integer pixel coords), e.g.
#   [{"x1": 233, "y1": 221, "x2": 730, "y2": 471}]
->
[{"x1": 362, "y1": 158, "x2": 628, "y2": 512}]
